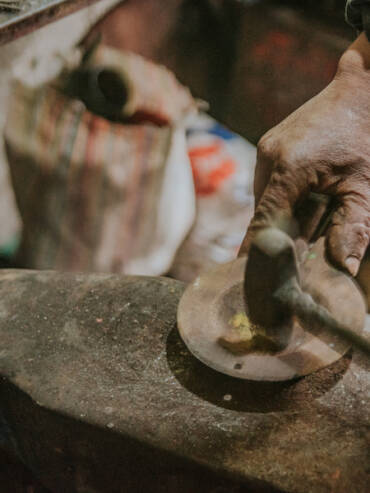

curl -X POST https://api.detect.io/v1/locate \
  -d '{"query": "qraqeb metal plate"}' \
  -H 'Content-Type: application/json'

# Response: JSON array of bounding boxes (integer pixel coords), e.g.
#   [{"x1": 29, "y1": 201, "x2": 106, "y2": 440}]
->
[{"x1": 177, "y1": 257, "x2": 361, "y2": 381}]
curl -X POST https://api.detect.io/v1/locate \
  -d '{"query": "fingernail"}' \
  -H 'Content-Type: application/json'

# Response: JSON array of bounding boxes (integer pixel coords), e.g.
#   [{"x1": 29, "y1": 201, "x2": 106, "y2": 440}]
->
[{"x1": 345, "y1": 256, "x2": 360, "y2": 277}]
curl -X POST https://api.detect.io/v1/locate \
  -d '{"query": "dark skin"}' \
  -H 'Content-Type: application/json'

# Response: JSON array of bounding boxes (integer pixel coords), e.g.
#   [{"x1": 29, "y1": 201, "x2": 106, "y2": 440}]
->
[{"x1": 240, "y1": 33, "x2": 370, "y2": 278}]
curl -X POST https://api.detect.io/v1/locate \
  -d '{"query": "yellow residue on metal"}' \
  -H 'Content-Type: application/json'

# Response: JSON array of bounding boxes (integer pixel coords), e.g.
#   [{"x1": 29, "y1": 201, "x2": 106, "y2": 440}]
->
[
  {"x1": 230, "y1": 312, "x2": 254, "y2": 339},
  {"x1": 218, "y1": 312, "x2": 278, "y2": 355}
]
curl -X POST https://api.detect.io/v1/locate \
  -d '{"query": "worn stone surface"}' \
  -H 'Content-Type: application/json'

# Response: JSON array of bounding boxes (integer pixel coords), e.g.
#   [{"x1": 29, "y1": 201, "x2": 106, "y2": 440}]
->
[{"x1": 0, "y1": 269, "x2": 369, "y2": 493}]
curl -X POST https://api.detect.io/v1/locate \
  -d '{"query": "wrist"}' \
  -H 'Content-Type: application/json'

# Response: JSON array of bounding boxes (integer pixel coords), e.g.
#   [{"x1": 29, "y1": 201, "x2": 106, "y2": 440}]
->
[{"x1": 337, "y1": 33, "x2": 370, "y2": 83}]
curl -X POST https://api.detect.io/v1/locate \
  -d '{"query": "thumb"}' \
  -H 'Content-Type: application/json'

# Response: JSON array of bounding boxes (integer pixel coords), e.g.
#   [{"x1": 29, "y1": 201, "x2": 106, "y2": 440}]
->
[{"x1": 326, "y1": 191, "x2": 370, "y2": 277}]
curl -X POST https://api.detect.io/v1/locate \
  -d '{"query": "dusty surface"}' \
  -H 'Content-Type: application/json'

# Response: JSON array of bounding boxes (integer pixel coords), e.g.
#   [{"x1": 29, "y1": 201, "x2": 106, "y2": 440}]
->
[{"x1": 0, "y1": 269, "x2": 369, "y2": 493}]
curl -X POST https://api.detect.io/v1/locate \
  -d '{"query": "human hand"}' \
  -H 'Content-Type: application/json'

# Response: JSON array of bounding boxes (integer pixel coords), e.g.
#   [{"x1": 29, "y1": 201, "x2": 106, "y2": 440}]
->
[{"x1": 240, "y1": 33, "x2": 370, "y2": 277}]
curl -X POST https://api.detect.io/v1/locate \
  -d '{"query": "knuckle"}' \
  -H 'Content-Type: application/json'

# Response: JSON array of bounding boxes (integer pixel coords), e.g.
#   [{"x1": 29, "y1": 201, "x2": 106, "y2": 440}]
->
[
  {"x1": 341, "y1": 189, "x2": 370, "y2": 217},
  {"x1": 347, "y1": 222, "x2": 370, "y2": 243},
  {"x1": 257, "y1": 135, "x2": 276, "y2": 159},
  {"x1": 257, "y1": 138, "x2": 300, "y2": 175}
]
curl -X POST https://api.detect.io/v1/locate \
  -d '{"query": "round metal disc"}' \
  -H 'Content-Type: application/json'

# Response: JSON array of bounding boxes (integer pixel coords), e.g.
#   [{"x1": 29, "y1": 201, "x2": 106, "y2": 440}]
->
[{"x1": 177, "y1": 257, "x2": 365, "y2": 381}]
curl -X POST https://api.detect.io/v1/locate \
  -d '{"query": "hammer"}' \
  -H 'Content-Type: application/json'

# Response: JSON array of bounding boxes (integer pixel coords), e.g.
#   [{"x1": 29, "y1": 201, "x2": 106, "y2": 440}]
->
[{"x1": 244, "y1": 227, "x2": 370, "y2": 356}]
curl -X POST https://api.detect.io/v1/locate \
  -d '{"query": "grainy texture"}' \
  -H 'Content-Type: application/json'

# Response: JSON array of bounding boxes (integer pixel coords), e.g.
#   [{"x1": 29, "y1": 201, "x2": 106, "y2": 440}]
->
[{"x1": 0, "y1": 270, "x2": 369, "y2": 493}]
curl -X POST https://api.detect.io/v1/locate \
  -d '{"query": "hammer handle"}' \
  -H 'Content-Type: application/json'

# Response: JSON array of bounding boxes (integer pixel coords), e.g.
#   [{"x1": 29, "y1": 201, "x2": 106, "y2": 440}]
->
[{"x1": 277, "y1": 281, "x2": 370, "y2": 356}]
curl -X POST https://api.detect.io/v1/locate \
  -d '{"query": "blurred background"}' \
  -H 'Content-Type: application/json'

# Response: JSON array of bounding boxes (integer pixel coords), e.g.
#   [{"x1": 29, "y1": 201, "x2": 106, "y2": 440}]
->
[{"x1": 0, "y1": 0, "x2": 353, "y2": 258}]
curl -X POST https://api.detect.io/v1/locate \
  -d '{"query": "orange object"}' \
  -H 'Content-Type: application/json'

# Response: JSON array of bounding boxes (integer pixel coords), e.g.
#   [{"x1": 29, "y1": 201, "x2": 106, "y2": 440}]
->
[{"x1": 189, "y1": 142, "x2": 236, "y2": 196}]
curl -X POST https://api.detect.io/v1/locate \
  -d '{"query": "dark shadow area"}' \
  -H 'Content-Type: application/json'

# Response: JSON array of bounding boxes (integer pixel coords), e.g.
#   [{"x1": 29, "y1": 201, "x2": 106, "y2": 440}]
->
[
  {"x1": 0, "y1": 380, "x2": 283, "y2": 493},
  {"x1": 0, "y1": 448, "x2": 51, "y2": 493},
  {"x1": 0, "y1": 256, "x2": 15, "y2": 269},
  {"x1": 166, "y1": 326, "x2": 352, "y2": 413}
]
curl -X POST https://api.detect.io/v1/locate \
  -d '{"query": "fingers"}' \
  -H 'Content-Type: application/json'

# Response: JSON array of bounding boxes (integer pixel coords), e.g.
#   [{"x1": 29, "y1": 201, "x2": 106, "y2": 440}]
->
[
  {"x1": 356, "y1": 249, "x2": 370, "y2": 307},
  {"x1": 326, "y1": 190, "x2": 370, "y2": 276},
  {"x1": 253, "y1": 146, "x2": 273, "y2": 207},
  {"x1": 239, "y1": 164, "x2": 310, "y2": 256},
  {"x1": 238, "y1": 142, "x2": 274, "y2": 257}
]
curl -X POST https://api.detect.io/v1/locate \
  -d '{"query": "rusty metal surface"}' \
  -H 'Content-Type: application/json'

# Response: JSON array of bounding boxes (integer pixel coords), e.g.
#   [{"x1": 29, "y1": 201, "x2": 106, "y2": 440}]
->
[
  {"x1": 0, "y1": 270, "x2": 369, "y2": 492},
  {"x1": 0, "y1": 0, "x2": 104, "y2": 45},
  {"x1": 177, "y1": 249, "x2": 365, "y2": 381}
]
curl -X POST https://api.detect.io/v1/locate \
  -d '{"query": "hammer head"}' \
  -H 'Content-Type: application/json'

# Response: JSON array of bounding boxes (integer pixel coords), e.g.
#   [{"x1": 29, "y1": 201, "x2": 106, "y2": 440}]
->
[{"x1": 244, "y1": 228, "x2": 301, "y2": 349}]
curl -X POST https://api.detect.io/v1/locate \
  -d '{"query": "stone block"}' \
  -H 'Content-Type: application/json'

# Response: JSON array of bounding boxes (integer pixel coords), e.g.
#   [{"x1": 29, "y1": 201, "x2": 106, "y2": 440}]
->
[{"x1": 0, "y1": 270, "x2": 369, "y2": 492}]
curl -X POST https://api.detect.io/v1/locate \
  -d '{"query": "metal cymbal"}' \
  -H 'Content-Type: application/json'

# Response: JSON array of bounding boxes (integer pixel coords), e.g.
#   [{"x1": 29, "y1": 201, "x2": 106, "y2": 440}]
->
[{"x1": 177, "y1": 248, "x2": 366, "y2": 381}]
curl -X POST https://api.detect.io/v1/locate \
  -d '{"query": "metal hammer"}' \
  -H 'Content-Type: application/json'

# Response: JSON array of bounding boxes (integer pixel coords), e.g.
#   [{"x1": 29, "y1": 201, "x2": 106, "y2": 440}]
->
[{"x1": 244, "y1": 227, "x2": 370, "y2": 355}]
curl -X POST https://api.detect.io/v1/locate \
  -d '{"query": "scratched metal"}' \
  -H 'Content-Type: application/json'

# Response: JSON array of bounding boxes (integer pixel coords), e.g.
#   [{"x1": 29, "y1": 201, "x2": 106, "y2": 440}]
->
[{"x1": 0, "y1": 0, "x2": 103, "y2": 45}]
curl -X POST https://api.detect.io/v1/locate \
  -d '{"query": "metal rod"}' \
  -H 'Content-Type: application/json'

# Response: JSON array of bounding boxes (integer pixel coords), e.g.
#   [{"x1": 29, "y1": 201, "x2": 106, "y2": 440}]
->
[{"x1": 276, "y1": 281, "x2": 370, "y2": 356}]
